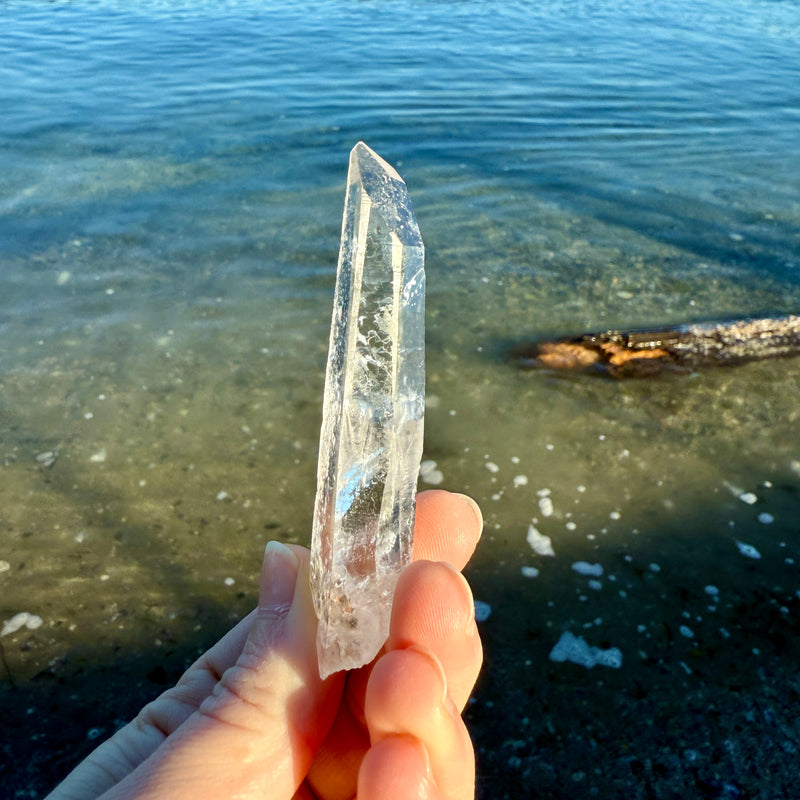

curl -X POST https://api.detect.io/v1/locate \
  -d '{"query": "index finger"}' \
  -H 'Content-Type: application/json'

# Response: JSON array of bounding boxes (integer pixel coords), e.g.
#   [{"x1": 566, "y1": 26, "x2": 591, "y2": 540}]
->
[{"x1": 411, "y1": 490, "x2": 483, "y2": 570}]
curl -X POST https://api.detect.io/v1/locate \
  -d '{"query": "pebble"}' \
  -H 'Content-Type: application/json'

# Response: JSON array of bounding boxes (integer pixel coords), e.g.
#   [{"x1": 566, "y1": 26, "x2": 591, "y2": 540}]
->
[
  {"x1": 526, "y1": 523, "x2": 555, "y2": 557},
  {"x1": 474, "y1": 600, "x2": 492, "y2": 622},
  {"x1": 512, "y1": 474, "x2": 528, "y2": 488},
  {"x1": 679, "y1": 625, "x2": 695, "y2": 639},
  {"x1": 704, "y1": 585, "x2": 720, "y2": 596},
  {"x1": 735, "y1": 540, "x2": 761, "y2": 560},
  {"x1": 224, "y1": 577, "x2": 235, "y2": 586},
  {"x1": 549, "y1": 631, "x2": 622, "y2": 669},
  {"x1": 2, "y1": 612, "x2": 44, "y2": 637},
  {"x1": 216, "y1": 490, "x2": 230, "y2": 501},
  {"x1": 757, "y1": 512, "x2": 774, "y2": 524},
  {"x1": 89, "y1": 448, "x2": 106, "y2": 463},
  {"x1": 521, "y1": 566, "x2": 540, "y2": 578},
  {"x1": 538, "y1": 495, "x2": 554, "y2": 517},
  {"x1": 485, "y1": 461, "x2": 500, "y2": 473},
  {"x1": 0, "y1": 560, "x2": 10, "y2": 573},
  {"x1": 725, "y1": 482, "x2": 757, "y2": 504},
  {"x1": 419, "y1": 459, "x2": 444, "y2": 485},
  {"x1": 572, "y1": 561, "x2": 603, "y2": 577},
  {"x1": 36, "y1": 451, "x2": 57, "y2": 468}
]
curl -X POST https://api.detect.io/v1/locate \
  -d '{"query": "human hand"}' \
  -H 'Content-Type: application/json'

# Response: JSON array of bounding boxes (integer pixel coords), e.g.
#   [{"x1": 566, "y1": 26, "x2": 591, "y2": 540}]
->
[{"x1": 46, "y1": 489, "x2": 484, "y2": 800}]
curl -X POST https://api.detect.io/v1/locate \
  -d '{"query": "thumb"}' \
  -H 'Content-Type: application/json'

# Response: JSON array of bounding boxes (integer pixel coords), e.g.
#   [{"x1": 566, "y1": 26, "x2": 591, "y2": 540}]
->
[{"x1": 103, "y1": 543, "x2": 344, "y2": 800}]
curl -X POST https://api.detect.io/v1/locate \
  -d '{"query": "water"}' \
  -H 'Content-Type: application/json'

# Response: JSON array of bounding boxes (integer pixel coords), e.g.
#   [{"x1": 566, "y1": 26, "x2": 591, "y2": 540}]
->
[{"x1": 2, "y1": 1, "x2": 800, "y2": 796}]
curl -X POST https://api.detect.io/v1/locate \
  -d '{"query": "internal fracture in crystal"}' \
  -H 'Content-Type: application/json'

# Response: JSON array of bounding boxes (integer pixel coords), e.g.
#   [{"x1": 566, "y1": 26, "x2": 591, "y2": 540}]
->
[{"x1": 310, "y1": 142, "x2": 425, "y2": 679}]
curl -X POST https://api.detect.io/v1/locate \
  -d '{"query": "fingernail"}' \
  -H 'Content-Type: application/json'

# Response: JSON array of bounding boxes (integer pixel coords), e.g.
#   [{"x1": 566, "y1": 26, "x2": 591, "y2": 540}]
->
[
  {"x1": 261, "y1": 541, "x2": 300, "y2": 611},
  {"x1": 454, "y1": 493, "x2": 483, "y2": 535}
]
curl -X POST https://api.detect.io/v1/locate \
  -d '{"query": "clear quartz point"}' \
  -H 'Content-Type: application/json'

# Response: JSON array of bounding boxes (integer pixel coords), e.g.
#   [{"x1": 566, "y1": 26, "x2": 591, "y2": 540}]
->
[{"x1": 310, "y1": 142, "x2": 425, "y2": 679}]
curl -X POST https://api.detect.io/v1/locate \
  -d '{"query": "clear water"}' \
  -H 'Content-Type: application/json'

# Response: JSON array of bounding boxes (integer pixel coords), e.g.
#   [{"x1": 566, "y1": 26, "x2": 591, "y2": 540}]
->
[{"x1": 2, "y1": 0, "x2": 800, "y2": 795}]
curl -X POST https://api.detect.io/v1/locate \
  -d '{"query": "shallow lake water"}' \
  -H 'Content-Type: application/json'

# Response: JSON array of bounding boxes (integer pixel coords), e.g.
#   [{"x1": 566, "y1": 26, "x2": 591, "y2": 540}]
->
[{"x1": 2, "y1": 1, "x2": 800, "y2": 796}]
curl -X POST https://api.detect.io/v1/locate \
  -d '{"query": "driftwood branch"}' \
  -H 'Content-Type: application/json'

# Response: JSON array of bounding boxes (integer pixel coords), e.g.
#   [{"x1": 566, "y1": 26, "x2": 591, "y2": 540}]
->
[{"x1": 510, "y1": 315, "x2": 800, "y2": 378}]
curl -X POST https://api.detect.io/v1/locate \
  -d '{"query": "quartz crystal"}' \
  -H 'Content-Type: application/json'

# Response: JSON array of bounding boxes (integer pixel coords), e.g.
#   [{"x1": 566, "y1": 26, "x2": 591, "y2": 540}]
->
[{"x1": 310, "y1": 142, "x2": 425, "y2": 679}]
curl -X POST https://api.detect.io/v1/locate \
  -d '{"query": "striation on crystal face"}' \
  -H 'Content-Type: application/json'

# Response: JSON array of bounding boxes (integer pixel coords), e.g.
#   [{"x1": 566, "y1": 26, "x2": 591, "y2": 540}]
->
[{"x1": 310, "y1": 142, "x2": 425, "y2": 680}]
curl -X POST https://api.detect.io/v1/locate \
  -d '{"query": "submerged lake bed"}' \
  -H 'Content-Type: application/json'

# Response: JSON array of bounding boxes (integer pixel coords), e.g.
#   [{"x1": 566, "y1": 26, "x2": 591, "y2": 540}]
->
[{"x1": 2, "y1": 0, "x2": 800, "y2": 797}]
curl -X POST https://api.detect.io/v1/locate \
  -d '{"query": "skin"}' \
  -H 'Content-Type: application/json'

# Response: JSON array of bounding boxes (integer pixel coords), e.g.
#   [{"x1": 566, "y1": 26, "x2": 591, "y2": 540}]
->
[{"x1": 46, "y1": 489, "x2": 484, "y2": 800}]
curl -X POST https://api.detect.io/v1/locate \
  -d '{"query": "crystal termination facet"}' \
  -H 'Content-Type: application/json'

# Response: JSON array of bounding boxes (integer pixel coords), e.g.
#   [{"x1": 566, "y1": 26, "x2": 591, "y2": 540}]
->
[{"x1": 310, "y1": 142, "x2": 425, "y2": 679}]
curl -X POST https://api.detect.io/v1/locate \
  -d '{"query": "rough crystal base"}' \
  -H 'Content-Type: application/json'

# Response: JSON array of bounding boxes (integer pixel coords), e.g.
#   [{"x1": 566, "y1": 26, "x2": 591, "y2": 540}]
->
[{"x1": 310, "y1": 142, "x2": 425, "y2": 679}]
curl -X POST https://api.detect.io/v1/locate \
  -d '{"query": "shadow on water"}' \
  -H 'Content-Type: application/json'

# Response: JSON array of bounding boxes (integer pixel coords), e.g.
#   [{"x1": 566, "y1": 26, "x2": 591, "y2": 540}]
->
[
  {"x1": 465, "y1": 469, "x2": 800, "y2": 800},
  {"x1": 421, "y1": 347, "x2": 800, "y2": 797},
  {"x1": 0, "y1": 401, "x2": 265, "y2": 795},
  {"x1": 1, "y1": 612, "x2": 242, "y2": 795},
  {"x1": 2, "y1": 276, "x2": 799, "y2": 799},
  {"x1": 4, "y1": 355, "x2": 800, "y2": 799},
  {"x1": 3, "y1": 462, "x2": 799, "y2": 799}
]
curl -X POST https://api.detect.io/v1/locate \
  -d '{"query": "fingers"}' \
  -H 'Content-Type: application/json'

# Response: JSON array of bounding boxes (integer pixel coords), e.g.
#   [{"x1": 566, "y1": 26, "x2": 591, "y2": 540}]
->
[
  {"x1": 306, "y1": 491, "x2": 483, "y2": 798},
  {"x1": 358, "y1": 493, "x2": 483, "y2": 800},
  {"x1": 412, "y1": 491, "x2": 483, "y2": 570},
  {"x1": 362, "y1": 648, "x2": 474, "y2": 800},
  {"x1": 311, "y1": 585, "x2": 477, "y2": 800},
  {"x1": 387, "y1": 560, "x2": 482, "y2": 711}
]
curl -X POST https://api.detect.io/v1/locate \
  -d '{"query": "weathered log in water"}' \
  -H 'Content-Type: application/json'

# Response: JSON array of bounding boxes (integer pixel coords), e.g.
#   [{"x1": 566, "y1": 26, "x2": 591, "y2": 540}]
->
[{"x1": 510, "y1": 315, "x2": 800, "y2": 378}]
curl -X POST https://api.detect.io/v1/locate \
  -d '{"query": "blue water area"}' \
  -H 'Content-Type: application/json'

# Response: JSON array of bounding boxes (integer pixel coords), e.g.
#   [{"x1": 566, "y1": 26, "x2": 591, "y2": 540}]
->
[
  {"x1": 2, "y1": 2, "x2": 800, "y2": 797},
  {"x1": 2, "y1": 1, "x2": 799, "y2": 320}
]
